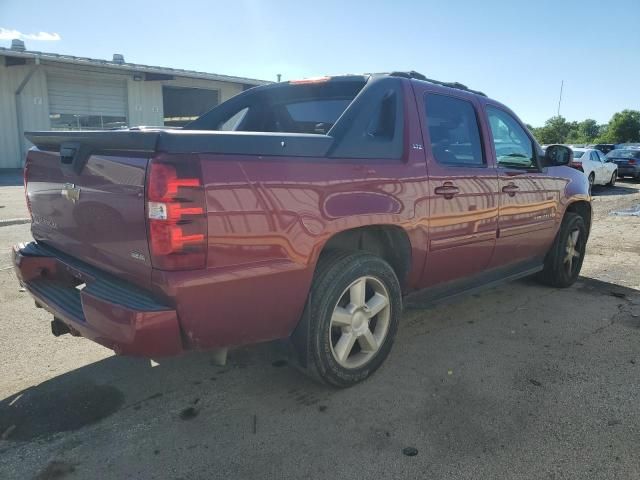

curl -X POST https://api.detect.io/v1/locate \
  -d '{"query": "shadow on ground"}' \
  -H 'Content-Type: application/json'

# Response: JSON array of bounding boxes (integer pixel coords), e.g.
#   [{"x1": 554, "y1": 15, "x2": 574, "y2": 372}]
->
[{"x1": 0, "y1": 341, "x2": 294, "y2": 443}]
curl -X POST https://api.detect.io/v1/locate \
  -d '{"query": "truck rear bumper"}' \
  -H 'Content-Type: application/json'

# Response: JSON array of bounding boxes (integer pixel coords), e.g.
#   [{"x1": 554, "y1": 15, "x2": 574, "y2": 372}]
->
[{"x1": 13, "y1": 242, "x2": 183, "y2": 357}]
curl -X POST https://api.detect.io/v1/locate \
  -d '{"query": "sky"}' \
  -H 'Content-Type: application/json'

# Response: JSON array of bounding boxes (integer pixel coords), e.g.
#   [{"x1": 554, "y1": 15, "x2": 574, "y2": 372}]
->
[{"x1": 1, "y1": 0, "x2": 639, "y2": 127}]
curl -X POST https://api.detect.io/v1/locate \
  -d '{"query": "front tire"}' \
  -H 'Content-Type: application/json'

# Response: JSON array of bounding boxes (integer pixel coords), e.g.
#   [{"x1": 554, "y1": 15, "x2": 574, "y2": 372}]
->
[
  {"x1": 300, "y1": 251, "x2": 402, "y2": 387},
  {"x1": 537, "y1": 212, "x2": 587, "y2": 288}
]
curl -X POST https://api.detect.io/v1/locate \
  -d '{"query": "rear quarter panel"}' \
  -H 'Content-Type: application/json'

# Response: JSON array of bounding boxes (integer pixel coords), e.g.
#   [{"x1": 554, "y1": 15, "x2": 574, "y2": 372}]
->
[{"x1": 163, "y1": 152, "x2": 431, "y2": 349}]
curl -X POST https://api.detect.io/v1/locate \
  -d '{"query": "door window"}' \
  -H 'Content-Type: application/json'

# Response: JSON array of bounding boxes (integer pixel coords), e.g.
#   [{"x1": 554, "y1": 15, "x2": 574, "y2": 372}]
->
[
  {"x1": 424, "y1": 94, "x2": 485, "y2": 167},
  {"x1": 487, "y1": 107, "x2": 536, "y2": 169}
]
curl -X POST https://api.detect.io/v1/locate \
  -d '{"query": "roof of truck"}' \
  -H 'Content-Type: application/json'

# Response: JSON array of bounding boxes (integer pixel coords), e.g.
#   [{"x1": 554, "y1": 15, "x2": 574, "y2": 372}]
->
[
  {"x1": 283, "y1": 71, "x2": 488, "y2": 98},
  {"x1": 387, "y1": 71, "x2": 487, "y2": 97}
]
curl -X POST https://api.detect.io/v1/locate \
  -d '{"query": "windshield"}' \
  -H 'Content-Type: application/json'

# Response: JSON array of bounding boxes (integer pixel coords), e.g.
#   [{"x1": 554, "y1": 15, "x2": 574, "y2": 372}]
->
[{"x1": 606, "y1": 149, "x2": 640, "y2": 159}]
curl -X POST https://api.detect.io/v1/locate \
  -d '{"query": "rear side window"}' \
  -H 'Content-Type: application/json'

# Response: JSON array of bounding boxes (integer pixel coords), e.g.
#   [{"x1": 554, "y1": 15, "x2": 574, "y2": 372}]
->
[
  {"x1": 424, "y1": 94, "x2": 485, "y2": 166},
  {"x1": 487, "y1": 106, "x2": 535, "y2": 169}
]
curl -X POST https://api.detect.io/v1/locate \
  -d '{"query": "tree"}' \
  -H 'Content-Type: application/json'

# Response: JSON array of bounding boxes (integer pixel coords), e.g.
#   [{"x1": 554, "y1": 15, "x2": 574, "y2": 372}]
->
[
  {"x1": 566, "y1": 119, "x2": 599, "y2": 144},
  {"x1": 578, "y1": 119, "x2": 600, "y2": 141},
  {"x1": 529, "y1": 110, "x2": 639, "y2": 145},
  {"x1": 605, "y1": 110, "x2": 640, "y2": 143},
  {"x1": 533, "y1": 116, "x2": 572, "y2": 144}
]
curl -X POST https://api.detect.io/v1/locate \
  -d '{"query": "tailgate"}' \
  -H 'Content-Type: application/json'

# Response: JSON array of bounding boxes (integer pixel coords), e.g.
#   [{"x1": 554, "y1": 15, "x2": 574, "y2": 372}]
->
[{"x1": 25, "y1": 131, "x2": 159, "y2": 290}]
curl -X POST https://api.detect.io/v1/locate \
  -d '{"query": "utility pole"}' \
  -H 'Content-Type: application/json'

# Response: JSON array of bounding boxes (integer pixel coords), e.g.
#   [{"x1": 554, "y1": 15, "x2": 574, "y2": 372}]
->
[
  {"x1": 557, "y1": 80, "x2": 564, "y2": 117},
  {"x1": 276, "y1": 74, "x2": 281, "y2": 83}
]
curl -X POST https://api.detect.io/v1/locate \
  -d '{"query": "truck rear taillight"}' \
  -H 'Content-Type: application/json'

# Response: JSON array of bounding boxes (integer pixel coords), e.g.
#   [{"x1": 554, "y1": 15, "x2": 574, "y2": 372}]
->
[{"x1": 146, "y1": 158, "x2": 207, "y2": 270}]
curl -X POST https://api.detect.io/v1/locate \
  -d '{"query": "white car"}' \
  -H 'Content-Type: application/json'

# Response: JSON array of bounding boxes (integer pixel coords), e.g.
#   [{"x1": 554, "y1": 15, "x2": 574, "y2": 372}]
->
[{"x1": 570, "y1": 148, "x2": 618, "y2": 190}]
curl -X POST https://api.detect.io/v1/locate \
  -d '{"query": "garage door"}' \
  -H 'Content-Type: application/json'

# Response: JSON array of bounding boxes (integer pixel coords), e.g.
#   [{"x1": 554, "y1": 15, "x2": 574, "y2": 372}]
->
[{"x1": 47, "y1": 70, "x2": 128, "y2": 130}]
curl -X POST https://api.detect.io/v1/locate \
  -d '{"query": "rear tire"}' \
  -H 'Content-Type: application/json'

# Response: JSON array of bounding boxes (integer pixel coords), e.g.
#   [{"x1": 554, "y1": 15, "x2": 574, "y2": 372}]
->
[
  {"x1": 299, "y1": 250, "x2": 402, "y2": 387},
  {"x1": 588, "y1": 173, "x2": 595, "y2": 193},
  {"x1": 607, "y1": 172, "x2": 616, "y2": 187},
  {"x1": 537, "y1": 212, "x2": 587, "y2": 288}
]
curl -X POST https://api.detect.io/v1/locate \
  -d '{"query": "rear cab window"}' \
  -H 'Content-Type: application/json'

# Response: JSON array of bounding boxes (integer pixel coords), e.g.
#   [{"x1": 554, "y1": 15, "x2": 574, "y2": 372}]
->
[
  {"x1": 424, "y1": 93, "x2": 485, "y2": 167},
  {"x1": 486, "y1": 106, "x2": 537, "y2": 170},
  {"x1": 187, "y1": 78, "x2": 366, "y2": 134},
  {"x1": 285, "y1": 99, "x2": 352, "y2": 134}
]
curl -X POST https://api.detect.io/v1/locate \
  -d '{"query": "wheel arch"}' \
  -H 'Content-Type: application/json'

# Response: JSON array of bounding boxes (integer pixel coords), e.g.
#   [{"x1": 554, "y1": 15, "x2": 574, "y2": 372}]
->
[
  {"x1": 288, "y1": 224, "x2": 413, "y2": 368},
  {"x1": 316, "y1": 224, "x2": 413, "y2": 292},
  {"x1": 565, "y1": 200, "x2": 592, "y2": 237}
]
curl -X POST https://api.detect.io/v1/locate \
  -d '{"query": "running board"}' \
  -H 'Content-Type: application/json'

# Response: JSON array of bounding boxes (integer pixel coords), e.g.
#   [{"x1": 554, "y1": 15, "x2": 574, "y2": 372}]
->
[{"x1": 405, "y1": 261, "x2": 544, "y2": 310}]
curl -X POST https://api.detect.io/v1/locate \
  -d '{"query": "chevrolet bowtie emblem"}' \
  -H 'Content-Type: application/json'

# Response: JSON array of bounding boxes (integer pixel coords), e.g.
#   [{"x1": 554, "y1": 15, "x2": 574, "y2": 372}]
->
[{"x1": 62, "y1": 183, "x2": 81, "y2": 203}]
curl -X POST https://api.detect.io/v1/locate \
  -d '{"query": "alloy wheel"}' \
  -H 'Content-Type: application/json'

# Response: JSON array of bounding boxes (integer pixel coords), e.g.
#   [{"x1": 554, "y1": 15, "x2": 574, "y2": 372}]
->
[
  {"x1": 329, "y1": 276, "x2": 391, "y2": 369},
  {"x1": 564, "y1": 229, "x2": 582, "y2": 276}
]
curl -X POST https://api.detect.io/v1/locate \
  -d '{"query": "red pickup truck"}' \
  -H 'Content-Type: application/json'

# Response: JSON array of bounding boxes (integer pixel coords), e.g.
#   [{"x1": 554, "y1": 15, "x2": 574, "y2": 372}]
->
[{"x1": 14, "y1": 72, "x2": 590, "y2": 387}]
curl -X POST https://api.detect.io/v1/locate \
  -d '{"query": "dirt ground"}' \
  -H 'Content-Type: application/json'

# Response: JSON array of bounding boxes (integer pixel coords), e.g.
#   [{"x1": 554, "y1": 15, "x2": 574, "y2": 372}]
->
[
  {"x1": 0, "y1": 180, "x2": 639, "y2": 480},
  {"x1": 581, "y1": 182, "x2": 640, "y2": 289}
]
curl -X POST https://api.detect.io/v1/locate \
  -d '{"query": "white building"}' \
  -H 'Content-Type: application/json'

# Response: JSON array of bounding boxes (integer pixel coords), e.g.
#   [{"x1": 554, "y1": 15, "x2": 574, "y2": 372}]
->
[{"x1": 0, "y1": 39, "x2": 268, "y2": 169}]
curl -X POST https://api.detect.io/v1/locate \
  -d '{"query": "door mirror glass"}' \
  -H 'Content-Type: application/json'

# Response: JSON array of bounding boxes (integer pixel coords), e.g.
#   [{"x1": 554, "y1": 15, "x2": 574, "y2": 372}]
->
[{"x1": 543, "y1": 145, "x2": 573, "y2": 167}]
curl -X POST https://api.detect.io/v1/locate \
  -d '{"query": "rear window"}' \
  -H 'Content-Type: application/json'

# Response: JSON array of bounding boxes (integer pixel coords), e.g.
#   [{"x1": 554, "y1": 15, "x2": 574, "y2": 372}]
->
[
  {"x1": 572, "y1": 150, "x2": 585, "y2": 158},
  {"x1": 606, "y1": 149, "x2": 640, "y2": 159},
  {"x1": 186, "y1": 79, "x2": 366, "y2": 134},
  {"x1": 285, "y1": 99, "x2": 351, "y2": 125}
]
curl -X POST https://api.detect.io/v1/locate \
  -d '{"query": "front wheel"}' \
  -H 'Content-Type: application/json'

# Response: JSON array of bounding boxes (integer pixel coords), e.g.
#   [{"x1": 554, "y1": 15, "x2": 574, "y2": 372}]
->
[
  {"x1": 537, "y1": 212, "x2": 587, "y2": 288},
  {"x1": 300, "y1": 251, "x2": 402, "y2": 387}
]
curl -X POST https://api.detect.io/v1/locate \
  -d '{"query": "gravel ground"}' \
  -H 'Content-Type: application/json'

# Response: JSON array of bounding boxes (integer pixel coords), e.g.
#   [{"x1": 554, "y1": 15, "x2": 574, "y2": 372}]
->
[{"x1": 0, "y1": 180, "x2": 639, "y2": 480}]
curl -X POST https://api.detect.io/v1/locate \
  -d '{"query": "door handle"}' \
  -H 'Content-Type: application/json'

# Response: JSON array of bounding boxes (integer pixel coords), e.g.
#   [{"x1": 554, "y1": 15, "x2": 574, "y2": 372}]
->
[
  {"x1": 502, "y1": 183, "x2": 519, "y2": 196},
  {"x1": 434, "y1": 182, "x2": 460, "y2": 199}
]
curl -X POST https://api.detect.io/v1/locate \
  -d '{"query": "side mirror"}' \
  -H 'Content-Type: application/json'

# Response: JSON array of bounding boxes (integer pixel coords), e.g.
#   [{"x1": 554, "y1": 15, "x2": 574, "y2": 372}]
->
[{"x1": 543, "y1": 144, "x2": 573, "y2": 167}]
